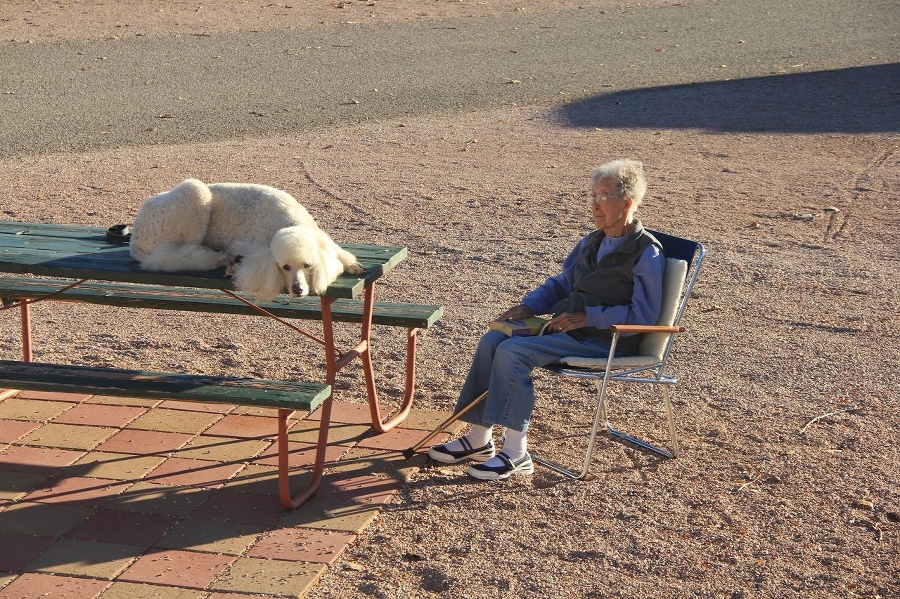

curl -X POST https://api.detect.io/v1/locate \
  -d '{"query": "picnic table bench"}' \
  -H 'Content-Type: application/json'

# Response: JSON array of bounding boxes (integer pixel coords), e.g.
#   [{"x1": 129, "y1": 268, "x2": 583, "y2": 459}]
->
[{"x1": 0, "y1": 221, "x2": 443, "y2": 508}]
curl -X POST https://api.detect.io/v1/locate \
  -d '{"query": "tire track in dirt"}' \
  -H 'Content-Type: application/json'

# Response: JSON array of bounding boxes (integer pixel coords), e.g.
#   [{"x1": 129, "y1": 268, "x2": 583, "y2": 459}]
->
[{"x1": 825, "y1": 145, "x2": 896, "y2": 243}]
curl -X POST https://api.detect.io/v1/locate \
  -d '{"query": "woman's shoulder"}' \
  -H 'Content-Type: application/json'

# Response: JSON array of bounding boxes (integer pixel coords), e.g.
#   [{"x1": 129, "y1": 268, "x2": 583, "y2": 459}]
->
[
  {"x1": 637, "y1": 243, "x2": 666, "y2": 275},
  {"x1": 576, "y1": 229, "x2": 606, "y2": 249}
]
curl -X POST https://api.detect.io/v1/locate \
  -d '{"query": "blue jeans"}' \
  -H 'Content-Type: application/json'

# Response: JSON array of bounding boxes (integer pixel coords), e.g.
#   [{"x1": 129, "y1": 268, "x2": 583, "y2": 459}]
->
[{"x1": 455, "y1": 330, "x2": 614, "y2": 433}]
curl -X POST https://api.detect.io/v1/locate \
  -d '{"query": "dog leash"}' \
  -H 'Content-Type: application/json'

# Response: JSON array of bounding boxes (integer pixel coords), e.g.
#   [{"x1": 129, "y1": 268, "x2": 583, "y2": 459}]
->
[{"x1": 221, "y1": 289, "x2": 340, "y2": 357}]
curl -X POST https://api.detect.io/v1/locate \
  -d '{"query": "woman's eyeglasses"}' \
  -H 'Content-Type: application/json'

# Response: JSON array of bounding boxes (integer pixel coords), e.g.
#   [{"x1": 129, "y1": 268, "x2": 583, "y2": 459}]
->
[{"x1": 590, "y1": 192, "x2": 617, "y2": 207}]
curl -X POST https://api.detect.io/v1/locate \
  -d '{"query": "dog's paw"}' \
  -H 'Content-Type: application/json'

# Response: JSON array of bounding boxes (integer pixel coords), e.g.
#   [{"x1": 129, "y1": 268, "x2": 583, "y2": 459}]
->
[
  {"x1": 345, "y1": 262, "x2": 366, "y2": 275},
  {"x1": 223, "y1": 255, "x2": 243, "y2": 278}
]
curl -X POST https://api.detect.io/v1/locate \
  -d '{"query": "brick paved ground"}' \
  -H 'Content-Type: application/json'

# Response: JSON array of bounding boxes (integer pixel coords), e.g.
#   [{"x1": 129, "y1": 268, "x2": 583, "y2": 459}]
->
[{"x1": 0, "y1": 388, "x2": 456, "y2": 598}]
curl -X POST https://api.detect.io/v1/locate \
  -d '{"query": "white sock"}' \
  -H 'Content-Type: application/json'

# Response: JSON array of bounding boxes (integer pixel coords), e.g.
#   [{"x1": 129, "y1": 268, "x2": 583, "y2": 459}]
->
[
  {"x1": 480, "y1": 428, "x2": 527, "y2": 468},
  {"x1": 442, "y1": 424, "x2": 493, "y2": 452},
  {"x1": 500, "y1": 428, "x2": 527, "y2": 460}
]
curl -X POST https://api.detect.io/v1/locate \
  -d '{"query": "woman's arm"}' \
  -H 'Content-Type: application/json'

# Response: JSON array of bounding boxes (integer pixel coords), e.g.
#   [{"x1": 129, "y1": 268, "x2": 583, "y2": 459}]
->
[{"x1": 519, "y1": 235, "x2": 589, "y2": 315}]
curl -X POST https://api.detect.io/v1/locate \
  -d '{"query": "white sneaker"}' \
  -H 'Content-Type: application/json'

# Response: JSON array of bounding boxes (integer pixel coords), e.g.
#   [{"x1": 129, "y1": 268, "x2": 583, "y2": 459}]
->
[
  {"x1": 467, "y1": 451, "x2": 534, "y2": 480},
  {"x1": 428, "y1": 437, "x2": 495, "y2": 464}
]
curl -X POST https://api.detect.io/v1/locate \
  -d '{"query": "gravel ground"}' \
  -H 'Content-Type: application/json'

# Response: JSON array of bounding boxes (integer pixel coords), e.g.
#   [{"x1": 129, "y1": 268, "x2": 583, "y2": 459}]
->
[{"x1": 1, "y1": 2, "x2": 898, "y2": 598}]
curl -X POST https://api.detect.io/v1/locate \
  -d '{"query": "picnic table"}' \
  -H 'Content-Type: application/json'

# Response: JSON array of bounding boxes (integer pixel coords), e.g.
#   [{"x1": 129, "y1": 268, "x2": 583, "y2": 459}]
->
[{"x1": 0, "y1": 221, "x2": 442, "y2": 508}]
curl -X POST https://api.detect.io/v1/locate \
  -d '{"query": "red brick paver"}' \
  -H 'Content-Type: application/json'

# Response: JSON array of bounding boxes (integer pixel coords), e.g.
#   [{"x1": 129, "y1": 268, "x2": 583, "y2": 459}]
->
[
  {"x1": 51, "y1": 403, "x2": 147, "y2": 428},
  {"x1": 0, "y1": 533, "x2": 57, "y2": 571},
  {"x1": 65, "y1": 508, "x2": 179, "y2": 546},
  {"x1": 248, "y1": 527, "x2": 357, "y2": 564},
  {"x1": 0, "y1": 418, "x2": 40, "y2": 443},
  {"x1": 0, "y1": 572, "x2": 110, "y2": 598},
  {"x1": 118, "y1": 548, "x2": 235, "y2": 589}
]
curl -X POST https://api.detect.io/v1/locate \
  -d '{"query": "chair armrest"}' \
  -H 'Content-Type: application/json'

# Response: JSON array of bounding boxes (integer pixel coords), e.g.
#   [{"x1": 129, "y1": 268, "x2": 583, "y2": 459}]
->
[{"x1": 609, "y1": 324, "x2": 684, "y2": 334}]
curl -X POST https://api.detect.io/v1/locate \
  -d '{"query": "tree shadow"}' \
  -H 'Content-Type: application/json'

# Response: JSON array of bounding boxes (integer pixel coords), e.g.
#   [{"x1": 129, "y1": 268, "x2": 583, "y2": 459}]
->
[{"x1": 555, "y1": 64, "x2": 900, "y2": 134}]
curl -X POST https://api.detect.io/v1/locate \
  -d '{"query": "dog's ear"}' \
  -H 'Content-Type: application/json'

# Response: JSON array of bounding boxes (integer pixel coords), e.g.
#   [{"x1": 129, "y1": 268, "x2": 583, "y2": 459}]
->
[
  {"x1": 309, "y1": 237, "x2": 345, "y2": 295},
  {"x1": 232, "y1": 245, "x2": 284, "y2": 302},
  {"x1": 308, "y1": 256, "x2": 331, "y2": 296}
]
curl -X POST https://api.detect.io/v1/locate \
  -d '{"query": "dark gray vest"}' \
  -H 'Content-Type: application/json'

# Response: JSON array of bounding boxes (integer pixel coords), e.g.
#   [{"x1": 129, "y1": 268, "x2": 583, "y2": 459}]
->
[{"x1": 550, "y1": 221, "x2": 660, "y2": 355}]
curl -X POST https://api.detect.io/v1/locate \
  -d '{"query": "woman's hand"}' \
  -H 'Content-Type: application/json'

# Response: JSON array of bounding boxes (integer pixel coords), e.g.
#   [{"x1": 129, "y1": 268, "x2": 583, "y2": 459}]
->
[
  {"x1": 546, "y1": 312, "x2": 587, "y2": 334},
  {"x1": 496, "y1": 304, "x2": 534, "y2": 321}
]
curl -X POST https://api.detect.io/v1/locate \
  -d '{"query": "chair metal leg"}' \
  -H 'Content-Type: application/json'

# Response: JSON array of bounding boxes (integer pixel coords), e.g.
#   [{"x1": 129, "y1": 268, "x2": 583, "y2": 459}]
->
[
  {"x1": 531, "y1": 385, "x2": 607, "y2": 479},
  {"x1": 663, "y1": 383, "x2": 680, "y2": 458},
  {"x1": 602, "y1": 377, "x2": 680, "y2": 459},
  {"x1": 533, "y1": 342, "x2": 620, "y2": 479},
  {"x1": 20, "y1": 300, "x2": 32, "y2": 362},
  {"x1": 534, "y1": 375, "x2": 681, "y2": 478}
]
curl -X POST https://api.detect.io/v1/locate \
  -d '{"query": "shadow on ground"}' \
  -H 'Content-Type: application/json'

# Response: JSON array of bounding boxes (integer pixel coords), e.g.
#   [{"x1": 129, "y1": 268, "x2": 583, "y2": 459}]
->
[{"x1": 556, "y1": 64, "x2": 900, "y2": 134}]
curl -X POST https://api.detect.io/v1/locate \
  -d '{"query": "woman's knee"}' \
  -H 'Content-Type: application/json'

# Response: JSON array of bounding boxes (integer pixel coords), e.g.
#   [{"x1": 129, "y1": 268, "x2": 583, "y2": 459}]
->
[
  {"x1": 475, "y1": 330, "x2": 508, "y2": 355},
  {"x1": 492, "y1": 339, "x2": 531, "y2": 371},
  {"x1": 495, "y1": 336, "x2": 564, "y2": 370}
]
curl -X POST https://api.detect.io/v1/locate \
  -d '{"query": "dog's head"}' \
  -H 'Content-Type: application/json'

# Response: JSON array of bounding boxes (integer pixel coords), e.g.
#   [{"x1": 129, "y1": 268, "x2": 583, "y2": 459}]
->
[
  {"x1": 232, "y1": 226, "x2": 341, "y2": 302},
  {"x1": 270, "y1": 226, "x2": 326, "y2": 298}
]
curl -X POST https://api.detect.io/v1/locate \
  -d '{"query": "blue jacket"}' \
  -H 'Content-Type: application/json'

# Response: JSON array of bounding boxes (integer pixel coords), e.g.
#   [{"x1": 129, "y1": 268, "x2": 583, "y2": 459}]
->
[{"x1": 521, "y1": 221, "x2": 665, "y2": 353}]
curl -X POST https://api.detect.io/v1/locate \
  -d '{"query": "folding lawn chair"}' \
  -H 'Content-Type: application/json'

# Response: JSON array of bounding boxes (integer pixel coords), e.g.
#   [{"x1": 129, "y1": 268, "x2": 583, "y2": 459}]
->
[{"x1": 532, "y1": 230, "x2": 705, "y2": 478}]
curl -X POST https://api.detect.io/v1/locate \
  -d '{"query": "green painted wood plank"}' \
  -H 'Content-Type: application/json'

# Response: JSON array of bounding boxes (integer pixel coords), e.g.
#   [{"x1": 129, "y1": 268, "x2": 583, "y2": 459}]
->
[
  {"x1": 0, "y1": 276, "x2": 443, "y2": 329},
  {"x1": 0, "y1": 360, "x2": 330, "y2": 411},
  {"x1": 0, "y1": 221, "x2": 406, "y2": 299},
  {"x1": 0, "y1": 243, "x2": 386, "y2": 297},
  {"x1": 0, "y1": 222, "x2": 108, "y2": 237}
]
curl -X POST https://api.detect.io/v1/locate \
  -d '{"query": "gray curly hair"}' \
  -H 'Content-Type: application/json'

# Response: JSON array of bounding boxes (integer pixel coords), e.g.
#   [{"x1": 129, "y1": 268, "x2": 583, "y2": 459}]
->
[{"x1": 590, "y1": 159, "x2": 648, "y2": 212}]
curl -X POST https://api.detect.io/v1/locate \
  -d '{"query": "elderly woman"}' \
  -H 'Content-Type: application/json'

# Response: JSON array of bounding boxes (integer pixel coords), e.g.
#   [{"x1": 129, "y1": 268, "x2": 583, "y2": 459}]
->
[{"x1": 429, "y1": 159, "x2": 666, "y2": 480}]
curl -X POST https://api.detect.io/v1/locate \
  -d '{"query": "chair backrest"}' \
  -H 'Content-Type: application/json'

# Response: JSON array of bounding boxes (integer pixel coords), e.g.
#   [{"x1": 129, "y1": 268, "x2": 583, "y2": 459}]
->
[
  {"x1": 555, "y1": 230, "x2": 705, "y2": 370},
  {"x1": 638, "y1": 230, "x2": 705, "y2": 361},
  {"x1": 637, "y1": 257, "x2": 687, "y2": 360}
]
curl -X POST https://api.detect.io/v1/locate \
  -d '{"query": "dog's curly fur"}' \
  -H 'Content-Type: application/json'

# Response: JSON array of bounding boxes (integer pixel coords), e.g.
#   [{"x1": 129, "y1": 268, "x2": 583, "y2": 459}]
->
[{"x1": 129, "y1": 179, "x2": 365, "y2": 301}]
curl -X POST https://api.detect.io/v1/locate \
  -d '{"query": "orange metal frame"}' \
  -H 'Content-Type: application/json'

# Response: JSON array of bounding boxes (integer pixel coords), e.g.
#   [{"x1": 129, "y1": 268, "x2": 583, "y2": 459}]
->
[
  {"x1": 276, "y1": 284, "x2": 420, "y2": 508},
  {"x1": 5, "y1": 280, "x2": 420, "y2": 509}
]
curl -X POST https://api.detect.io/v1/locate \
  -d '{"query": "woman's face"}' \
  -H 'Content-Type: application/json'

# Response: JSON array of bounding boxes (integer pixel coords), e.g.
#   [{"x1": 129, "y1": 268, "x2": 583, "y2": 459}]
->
[{"x1": 590, "y1": 178, "x2": 632, "y2": 234}]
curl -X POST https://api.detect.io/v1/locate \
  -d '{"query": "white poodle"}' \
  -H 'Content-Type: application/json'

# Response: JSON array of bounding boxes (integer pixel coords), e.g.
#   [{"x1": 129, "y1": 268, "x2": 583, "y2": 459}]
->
[{"x1": 129, "y1": 179, "x2": 365, "y2": 301}]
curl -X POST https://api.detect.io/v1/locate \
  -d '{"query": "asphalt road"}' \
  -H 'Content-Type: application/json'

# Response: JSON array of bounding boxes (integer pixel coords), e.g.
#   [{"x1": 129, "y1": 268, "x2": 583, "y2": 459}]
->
[{"x1": 1, "y1": 0, "x2": 897, "y2": 158}]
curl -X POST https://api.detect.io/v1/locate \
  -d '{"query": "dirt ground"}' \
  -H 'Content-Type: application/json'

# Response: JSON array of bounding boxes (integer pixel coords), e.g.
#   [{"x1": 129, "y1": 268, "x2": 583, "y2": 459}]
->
[
  {"x1": 1, "y1": 2, "x2": 898, "y2": 598},
  {"x1": 1, "y1": 0, "x2": 680, "y2": 42}
]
